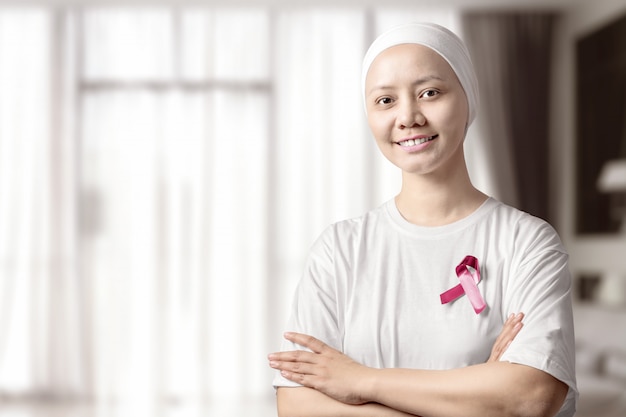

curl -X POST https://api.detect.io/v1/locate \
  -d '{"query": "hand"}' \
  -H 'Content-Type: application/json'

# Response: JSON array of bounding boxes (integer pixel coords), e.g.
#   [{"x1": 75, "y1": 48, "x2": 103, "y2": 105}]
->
[
  {"x1": 487, "y1": 312, "x2": 524, "y2": 362},
  {"x1": 268, "y1": 332, "x2": 372, "y2": 405}
]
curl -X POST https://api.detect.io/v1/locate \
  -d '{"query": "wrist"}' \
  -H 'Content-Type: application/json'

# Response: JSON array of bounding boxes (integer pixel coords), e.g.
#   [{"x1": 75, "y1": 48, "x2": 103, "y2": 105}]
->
[{"x1": 358, "y1": 366, "x2": 382, "y2": 403}]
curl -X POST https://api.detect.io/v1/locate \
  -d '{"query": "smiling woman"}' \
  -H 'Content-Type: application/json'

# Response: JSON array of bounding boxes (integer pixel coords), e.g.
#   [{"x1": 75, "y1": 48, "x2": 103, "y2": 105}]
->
[
  {"x1": 364, "y1": 43, "x2": 469, "y2": 180},
  {"x1": 0, "y1": 5, "x2": 572, "y2": 417},
  {"x1": 270, "y1": 22, "x2": 577, "y2": 417}
]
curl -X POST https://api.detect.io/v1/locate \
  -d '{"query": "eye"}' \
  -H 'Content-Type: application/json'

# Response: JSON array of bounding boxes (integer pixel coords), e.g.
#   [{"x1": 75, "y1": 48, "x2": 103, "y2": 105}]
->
[
  {"x1": 376, "y1": 96, "x2": 393, "y2": 105},
  {"x1": 420, "y1": 89, "x2": 439, "y2": 99}
]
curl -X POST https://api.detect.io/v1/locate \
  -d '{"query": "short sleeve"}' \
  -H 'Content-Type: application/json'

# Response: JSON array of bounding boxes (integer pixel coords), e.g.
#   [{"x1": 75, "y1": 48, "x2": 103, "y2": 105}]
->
[
  {"x1": 272, "y1": 225, "x2": 343, "y2": 388},
  {"x1": 499, "y1": 219, "x2": 578, "y2": 416}
]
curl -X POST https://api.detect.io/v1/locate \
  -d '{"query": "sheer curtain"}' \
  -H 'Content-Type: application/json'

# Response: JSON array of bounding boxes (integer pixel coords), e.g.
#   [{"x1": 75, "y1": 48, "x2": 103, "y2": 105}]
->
[
  {"x1": 0, "y1": 5, "x2": 473, "y2": 413},
  {"x1": 0, "y1": 6, "x2": 383, "y2": 409},
  {"x1": 78, "y1": 8, "x2": 273, "y2": 406},
  {"x1": 272, "y1": 10, "x2": 376, "y2": 322},
  {"x1": 0, "y1": 9, "x2": 82, "y2": 398},
  {"x1": 0, "y1": 7, "x2": 277, "y2": 407},
  {"x1": 0, "y1": 9, "x2": 52, "y2": 395}
]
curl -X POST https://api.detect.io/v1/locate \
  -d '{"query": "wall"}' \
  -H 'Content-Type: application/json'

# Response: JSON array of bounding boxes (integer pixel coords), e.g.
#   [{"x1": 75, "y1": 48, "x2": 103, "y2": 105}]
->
[{"x1": 551, "y1": 0, "x2": 626, "y2": 292}]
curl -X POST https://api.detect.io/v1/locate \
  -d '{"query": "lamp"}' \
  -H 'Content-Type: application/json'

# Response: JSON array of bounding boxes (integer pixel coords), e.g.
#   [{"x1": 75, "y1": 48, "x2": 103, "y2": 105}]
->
[
  {"x1": 597, "y1": 159, "x2": 626, "y2": 192},
  {"x1": 597, "y1": 158, "x2": 626, "y2": 232}
]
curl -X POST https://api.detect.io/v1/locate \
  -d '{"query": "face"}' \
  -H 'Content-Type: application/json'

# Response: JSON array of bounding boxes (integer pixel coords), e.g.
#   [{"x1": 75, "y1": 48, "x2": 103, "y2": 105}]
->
[{"x1": 364, "y1": 43, "x2": 469, "y2": 177}]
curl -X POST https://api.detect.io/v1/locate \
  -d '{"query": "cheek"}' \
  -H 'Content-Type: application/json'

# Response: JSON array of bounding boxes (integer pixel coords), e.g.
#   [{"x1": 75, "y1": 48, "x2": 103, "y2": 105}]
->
[
  {"x1": 432, "y1": 99, "x2": 468, "y2": 134},
  {"x1": 448, "y1": 96, "x2": 469, "y2": 129},
  {"x1": 367, "y1": 113, "x2": 393, "y2": 139}
]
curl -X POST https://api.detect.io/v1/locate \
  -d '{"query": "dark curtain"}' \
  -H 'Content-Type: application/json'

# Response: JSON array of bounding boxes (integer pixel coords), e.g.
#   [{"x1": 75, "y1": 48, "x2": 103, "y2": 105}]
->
[{"x1": 462, "y1": 13, "x2": 556, "y2": 222}]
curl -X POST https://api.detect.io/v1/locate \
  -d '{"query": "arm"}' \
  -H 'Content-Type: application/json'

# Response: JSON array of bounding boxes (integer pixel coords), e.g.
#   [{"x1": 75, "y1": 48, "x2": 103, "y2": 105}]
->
[
  {"x1": 271, "y1": 313, "x2": 527, "y2": 417},
  {"x1": 364, "y1": 361, "x2": 567, "y2": 417},
  {"x1": 272, "y1": 331, "x2": 566, "y2": 417},
  {"x1": 277, "y1": 387, "x2": 418, "y2": 417}
]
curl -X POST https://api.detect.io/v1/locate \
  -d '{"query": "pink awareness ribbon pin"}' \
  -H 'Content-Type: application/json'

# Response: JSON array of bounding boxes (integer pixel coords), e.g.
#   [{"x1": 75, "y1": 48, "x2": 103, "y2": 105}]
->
[{"x1": 439, "y1": 255, "x2": 486, "y2": 314}]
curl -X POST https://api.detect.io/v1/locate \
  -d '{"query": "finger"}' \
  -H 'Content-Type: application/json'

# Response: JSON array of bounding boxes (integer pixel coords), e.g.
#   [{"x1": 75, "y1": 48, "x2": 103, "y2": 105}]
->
[
  {"x1": 277, "y1": 369, "x2": 317, "y2": 388},
  {"x1": 499, "y1": 313, "x2": 524, "y2": 340},
  {"x1": 283, "y1": 332, "x2": 329, "y2": 354},
  {"x1": 492, "y1": 314, "x2": 514, "y2": 343},
  {"x1": 505, "y1": 313, "x2": 524, "y2": 339},
  {"x1": 490, "y1": 315, "x2": 514, "y2": 350},
  {"x1": 269, "y1": 359, "x2": 317, "y2": 376},
  {"x1": 268, "y1": 350, "x2": 317, "y2": 364},
  {"x1": 488, "y1": 313, "x2": 524, "y2": 362}
]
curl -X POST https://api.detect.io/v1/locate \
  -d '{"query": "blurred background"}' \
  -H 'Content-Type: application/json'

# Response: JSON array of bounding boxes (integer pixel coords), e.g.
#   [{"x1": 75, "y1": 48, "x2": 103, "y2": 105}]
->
[{"x1": 0, "y1": 0, "x2": 625, "y2": 416}]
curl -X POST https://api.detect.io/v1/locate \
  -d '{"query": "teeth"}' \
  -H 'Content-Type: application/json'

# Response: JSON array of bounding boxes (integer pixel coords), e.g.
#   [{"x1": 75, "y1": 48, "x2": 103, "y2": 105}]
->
[{"x1": 399, "y1": 136, "x2": 434, "y2": 146}]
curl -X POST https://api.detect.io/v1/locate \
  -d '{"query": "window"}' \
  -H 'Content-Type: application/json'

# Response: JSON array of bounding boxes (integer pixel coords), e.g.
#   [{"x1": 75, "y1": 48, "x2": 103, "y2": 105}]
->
[
  {"x1": 0, "y1": 5, "x2": 462, "y2": 413},
  {"x1": 78, "y1": 8, "x2": 273, "y2": 401}
]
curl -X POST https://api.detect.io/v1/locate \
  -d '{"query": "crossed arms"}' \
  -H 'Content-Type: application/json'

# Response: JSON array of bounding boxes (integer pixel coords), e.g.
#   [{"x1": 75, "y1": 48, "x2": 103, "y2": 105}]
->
[{"x1": 268, "y1": 313, "x2": 568, "y2": 417}]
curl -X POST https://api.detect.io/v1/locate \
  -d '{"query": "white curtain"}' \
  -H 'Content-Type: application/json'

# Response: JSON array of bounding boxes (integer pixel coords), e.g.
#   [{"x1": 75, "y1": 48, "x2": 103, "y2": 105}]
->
[
  {"x1": 78, "y1": 8, "x2": 273, "y2": 405},
  {"x1": 272, "y1": 10, "x2": 383, "y2": 322},
  {"x1": 0, "y1": 5, "x2": 475, "y2": 414},
  {"x1": 0, "y1": 9, "x2": 52, "y2": 395},
  {"x1": 0, "y1": 9, "x2": 82, "y2": 397}
]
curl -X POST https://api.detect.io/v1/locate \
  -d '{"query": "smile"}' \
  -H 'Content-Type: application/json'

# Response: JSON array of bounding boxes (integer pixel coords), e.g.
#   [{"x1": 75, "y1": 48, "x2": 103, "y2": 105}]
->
[{"x1": 397, "y1": 135, "x2": 438, "y2": 147}]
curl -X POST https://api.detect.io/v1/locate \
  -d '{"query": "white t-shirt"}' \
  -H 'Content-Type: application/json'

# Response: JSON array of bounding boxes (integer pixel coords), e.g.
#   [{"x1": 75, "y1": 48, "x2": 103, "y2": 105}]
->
[{"x1": 274, "y1": 197, "x2": 578, "y2": 416}]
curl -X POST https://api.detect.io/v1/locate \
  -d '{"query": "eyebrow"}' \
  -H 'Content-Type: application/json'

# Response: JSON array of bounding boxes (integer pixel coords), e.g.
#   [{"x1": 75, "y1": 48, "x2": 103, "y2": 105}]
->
[{"x1": 367, "y1": 75, "x2": 445, "y2": 96}]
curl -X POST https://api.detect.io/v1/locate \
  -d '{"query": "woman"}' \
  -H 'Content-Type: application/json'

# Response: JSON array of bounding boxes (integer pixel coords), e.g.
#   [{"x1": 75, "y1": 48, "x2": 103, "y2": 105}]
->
[{"x1": 268, "y1": 22, "x2": 577, "y2": 417}]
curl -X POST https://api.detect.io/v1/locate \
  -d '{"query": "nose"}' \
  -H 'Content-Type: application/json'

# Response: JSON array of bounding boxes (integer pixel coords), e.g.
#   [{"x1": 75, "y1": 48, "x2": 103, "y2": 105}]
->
[{"x1": 396, "y1": 100, "x2": 426, "y2": 129}]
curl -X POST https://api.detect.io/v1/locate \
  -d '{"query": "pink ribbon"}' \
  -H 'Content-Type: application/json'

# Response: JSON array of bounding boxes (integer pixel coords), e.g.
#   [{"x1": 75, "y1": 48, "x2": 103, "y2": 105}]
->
[{"x1": 440, "y1": 255, "x2": 486, "y2": 314}]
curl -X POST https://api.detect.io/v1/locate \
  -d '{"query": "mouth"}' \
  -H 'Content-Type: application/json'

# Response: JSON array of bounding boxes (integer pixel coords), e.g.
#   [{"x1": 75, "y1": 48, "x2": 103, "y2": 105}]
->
[{"x1": 396, "y1": 135, "x2": 438, "y2": 147}]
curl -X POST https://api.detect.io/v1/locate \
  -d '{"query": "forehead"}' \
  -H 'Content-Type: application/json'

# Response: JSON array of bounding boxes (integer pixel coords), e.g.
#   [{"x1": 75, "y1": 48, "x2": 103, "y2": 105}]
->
[{"x1": 365, "y1": 43, "x2": 457, "y2": 88}]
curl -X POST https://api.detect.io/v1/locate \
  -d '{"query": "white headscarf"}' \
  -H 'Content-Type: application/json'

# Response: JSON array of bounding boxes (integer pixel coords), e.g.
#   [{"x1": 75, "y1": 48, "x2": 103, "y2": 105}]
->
[{"x1": 362, "y1": 22, "x2": 479, "y2": 126}]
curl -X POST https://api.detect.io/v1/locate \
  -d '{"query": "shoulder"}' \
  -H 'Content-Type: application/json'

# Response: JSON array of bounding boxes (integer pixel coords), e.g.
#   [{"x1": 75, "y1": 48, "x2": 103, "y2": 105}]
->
[
  {"x1": 318, "y1": 201, "x2": 391, "y2": 238},
  {"x1": 487, "y1": 199, "x2": 566, "y2": 255},
  {"x1": 310, "y1": 201, "x2": 392, "y2": 255}
]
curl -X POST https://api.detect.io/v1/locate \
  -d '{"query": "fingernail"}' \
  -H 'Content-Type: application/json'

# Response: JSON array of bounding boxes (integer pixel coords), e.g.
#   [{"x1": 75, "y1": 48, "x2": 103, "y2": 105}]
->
[
  {"x1": 268, "y1": 353, "x2": 277, "y2": 360},
  {"x1": 269, "y1": 361, "x2": 279, "y2": 368}
]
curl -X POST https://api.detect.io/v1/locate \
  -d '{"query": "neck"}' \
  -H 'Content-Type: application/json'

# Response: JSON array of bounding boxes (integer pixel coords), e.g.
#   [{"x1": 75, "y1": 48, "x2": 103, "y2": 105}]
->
[{"x1": 395, "y1": 161, "x2": 487, "y2": 227}]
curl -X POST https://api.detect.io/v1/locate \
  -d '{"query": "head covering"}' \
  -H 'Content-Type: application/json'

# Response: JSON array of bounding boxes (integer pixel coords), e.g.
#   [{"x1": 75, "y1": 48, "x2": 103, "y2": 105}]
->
[{"x1": 362, "y1": 22, "x2": 479, "y2": 126}]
